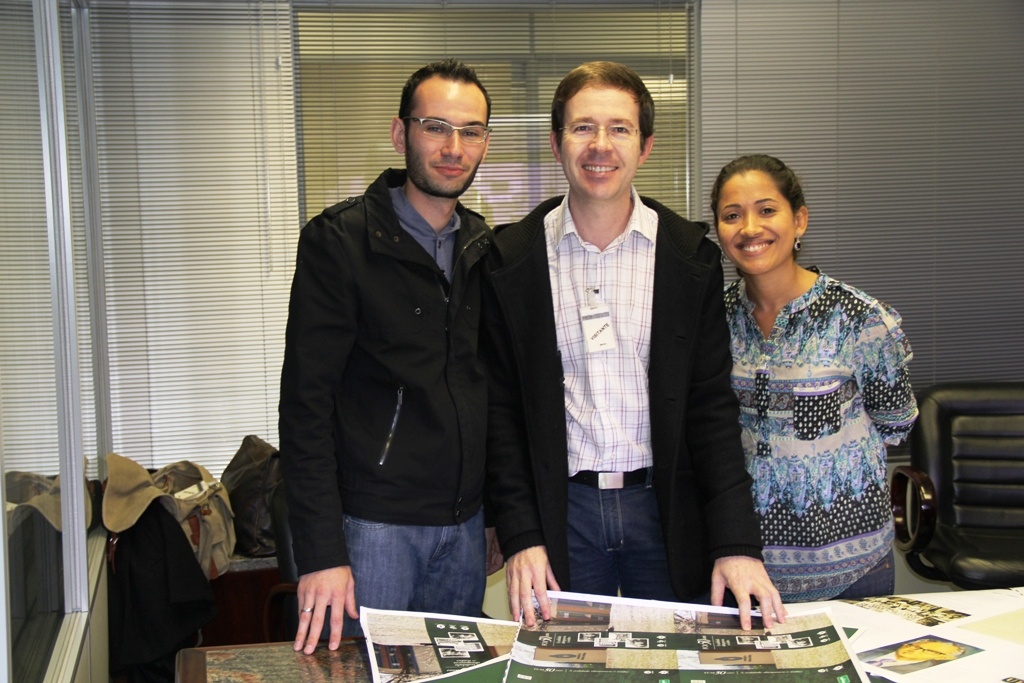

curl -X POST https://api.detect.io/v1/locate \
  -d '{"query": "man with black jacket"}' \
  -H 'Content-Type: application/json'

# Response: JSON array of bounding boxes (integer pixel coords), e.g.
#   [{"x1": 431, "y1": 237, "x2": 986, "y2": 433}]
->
[
  {"x1": 279, "y1": 59, "x2": 493, "y2": 653},
  {"x1": 482, "y1": 61, "x2": 785, "y2": 631}
]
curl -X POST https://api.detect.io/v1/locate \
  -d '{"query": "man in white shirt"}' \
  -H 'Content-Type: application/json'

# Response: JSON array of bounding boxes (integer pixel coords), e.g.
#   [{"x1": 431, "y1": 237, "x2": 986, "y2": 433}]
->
[{"x1": 481, "y1": 61, "x2": 784, "y2": 631}]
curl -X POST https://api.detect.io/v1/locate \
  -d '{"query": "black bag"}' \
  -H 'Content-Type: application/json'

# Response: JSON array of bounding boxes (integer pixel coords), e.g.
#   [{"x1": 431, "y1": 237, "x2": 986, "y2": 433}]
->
[{"x1": 221, "y1": 435, "x2": 282, "y2": 557}]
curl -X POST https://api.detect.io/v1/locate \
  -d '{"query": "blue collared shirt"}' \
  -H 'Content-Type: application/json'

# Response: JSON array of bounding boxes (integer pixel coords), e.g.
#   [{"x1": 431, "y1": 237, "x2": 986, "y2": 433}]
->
[{"x1": 389, "y1": 186, "x2": 460, "y2": 281}]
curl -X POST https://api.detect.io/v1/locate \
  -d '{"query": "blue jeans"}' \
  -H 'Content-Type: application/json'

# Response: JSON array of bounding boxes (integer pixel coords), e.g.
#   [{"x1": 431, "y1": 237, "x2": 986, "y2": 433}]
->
[
  {"x1": 834, "y1": 548, "x2": 895, "y2": 600},
  {"x1": 341, "y1": 509, "x2": 486, "y2": 636},
  {"x1": 565, "y1": 477, "x2": 676, "y2": 601}
]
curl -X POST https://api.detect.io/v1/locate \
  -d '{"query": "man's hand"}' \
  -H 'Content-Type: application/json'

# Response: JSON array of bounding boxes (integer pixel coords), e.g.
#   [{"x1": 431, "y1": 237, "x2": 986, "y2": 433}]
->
[
  {"x1": 506, "y1": 545, "x2": 560, "y2": 627},
  {"x1": 485, "y1": 527, "x2": 505, "y2": 575},
  {"x1": 294, "y1": 566, "x2": 359, "y2": 654},
  {"x1": 710, "y1": 556, "x2": 787, "y2": 630}
]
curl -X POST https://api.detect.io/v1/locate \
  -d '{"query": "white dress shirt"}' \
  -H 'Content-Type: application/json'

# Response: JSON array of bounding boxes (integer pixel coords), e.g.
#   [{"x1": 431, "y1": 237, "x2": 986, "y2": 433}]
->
[{"x1": 545, "y1": 189, "x2": 658, "y2": 475}]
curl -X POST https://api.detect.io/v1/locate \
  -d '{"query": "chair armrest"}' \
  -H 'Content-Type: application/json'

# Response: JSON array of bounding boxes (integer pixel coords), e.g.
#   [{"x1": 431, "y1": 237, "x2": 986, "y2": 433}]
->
[
  {"x1": 891, "y1": 465, "x2": 937, "y2": 552},
  {"x1": 262, "y1": 581, "x2": 298, "y2": 642}
]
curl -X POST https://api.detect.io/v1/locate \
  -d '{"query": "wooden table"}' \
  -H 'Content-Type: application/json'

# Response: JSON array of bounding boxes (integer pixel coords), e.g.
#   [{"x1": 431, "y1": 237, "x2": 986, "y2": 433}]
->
[
  {"x1": 175, "y1": 639, "x2": 371, "y2": 683},
  {"x1": 179, "y1": 589, "x2": 1024, "y2": 682},
  {"x1": 790, "y1": 587, "x2": 1024, "y2": 682}
]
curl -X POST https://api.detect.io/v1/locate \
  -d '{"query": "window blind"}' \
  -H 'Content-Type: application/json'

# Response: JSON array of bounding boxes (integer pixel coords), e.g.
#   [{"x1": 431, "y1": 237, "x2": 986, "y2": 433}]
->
[
  {"x1": 82, "y1": 0, "x2": 694, "y2": 476},
  {"x1": 88, "y1": 1, "x2": 299, "y2": 474},
  {"x1": 294, "y1": 1, "x2": 693, "y2": 225},
  {"x1": 0, "y1": 1, "x2": 91, "y2": 677},
  {"x1": 0, "y1": 2, "x2": 63, "y2": 478},
  {"x1": 0, "y1": 0, "x2": 95, "y2": 478},
  {"x1": 700, "y1": 0, "x2": 1024, "y2": 388}
]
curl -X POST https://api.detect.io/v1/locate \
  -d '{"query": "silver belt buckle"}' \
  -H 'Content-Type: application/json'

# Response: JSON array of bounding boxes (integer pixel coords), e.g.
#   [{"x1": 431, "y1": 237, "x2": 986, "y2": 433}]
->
[{"x1": 597, "y1": 472, "x2": 624, "y2": 489}]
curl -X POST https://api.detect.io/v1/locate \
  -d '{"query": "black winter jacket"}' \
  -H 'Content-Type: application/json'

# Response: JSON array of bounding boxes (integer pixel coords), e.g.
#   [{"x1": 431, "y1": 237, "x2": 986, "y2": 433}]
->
[{"x1": 279, "y1": 168, "x2": 491, "y2": 575}]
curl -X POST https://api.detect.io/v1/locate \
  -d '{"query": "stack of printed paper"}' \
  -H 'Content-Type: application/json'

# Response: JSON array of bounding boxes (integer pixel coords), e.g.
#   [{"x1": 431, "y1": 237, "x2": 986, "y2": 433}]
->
[{"x1": 361, "y1": 591, "x2": 869, "y2": 683}]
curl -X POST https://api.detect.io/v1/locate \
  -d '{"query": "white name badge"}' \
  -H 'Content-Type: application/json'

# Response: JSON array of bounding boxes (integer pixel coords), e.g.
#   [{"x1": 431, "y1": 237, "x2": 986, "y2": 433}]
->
[{"x1": 581, "y1": 302, "x2": 617, "y2": 353}]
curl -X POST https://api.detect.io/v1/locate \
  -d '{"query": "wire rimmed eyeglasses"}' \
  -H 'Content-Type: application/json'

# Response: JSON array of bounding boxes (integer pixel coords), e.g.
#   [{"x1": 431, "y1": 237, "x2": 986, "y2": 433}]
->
[
  {"x1": 560, "y1": 122, "x2": 639, "y2": 142},
  {"x1": 404, "y1": 117, "x2": 491, "y2": 145}
]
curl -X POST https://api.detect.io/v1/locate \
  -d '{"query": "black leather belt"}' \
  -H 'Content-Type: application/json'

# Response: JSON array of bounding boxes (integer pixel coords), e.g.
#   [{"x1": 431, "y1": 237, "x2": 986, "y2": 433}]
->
[{"x1": 569, "y1": 468, "x2": 650, "y2": 489}]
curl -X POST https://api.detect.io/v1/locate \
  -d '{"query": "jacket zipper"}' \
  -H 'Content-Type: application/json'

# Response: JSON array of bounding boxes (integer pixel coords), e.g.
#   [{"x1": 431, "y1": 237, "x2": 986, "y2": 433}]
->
[
  {"x1": 377, "y1": 234, "x2": 484, "y2": 466},
  {"x1": 378, "y1": 386, "x2": 404, "y2": 466},
  {"x1": 441, "y1": 235, "x2": 488, "y2": 321},
  {"x1": 450, "y1": 234, "x2": 488, "y2": 283}
]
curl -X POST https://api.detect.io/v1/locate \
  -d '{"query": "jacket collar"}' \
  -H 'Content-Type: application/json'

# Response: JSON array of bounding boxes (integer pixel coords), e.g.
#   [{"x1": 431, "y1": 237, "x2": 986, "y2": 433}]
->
[
  {"x1": 365, "y1": 168, "x2": 491, "y2": 269},
  {"x1": 493, "y1": 194, "x2": 708, "y2": 269}
]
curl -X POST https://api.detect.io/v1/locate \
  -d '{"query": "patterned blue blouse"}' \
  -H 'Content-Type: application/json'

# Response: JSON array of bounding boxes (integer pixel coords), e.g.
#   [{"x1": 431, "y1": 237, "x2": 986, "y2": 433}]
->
[{"x1": 723, "y1": 273, "x2": 918, "y2": 602}]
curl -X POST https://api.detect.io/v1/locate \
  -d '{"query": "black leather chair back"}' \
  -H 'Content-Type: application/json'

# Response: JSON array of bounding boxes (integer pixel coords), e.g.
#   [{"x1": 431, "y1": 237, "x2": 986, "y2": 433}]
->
[
  {"x1": 271, "y1": 484, "x2": 298, "y2": 583},
  {"x1": 893, "y1": 382, "x2": 1024, "y2": 589},
  {"x1": 263, "y1": 484, "x2": 299, "y2": 640}
]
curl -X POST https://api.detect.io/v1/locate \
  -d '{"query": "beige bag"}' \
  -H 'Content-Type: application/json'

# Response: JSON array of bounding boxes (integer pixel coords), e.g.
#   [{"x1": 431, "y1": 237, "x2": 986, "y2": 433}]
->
[{"x1": 103, "y1": 452, "x2": 235, "y2": 579}]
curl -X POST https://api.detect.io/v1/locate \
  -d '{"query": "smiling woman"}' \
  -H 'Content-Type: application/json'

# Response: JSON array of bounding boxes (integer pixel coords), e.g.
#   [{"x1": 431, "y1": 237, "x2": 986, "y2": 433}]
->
[
  {"x1": 712, "y1": 154, "x2": 919, "y2": 603},
  {"x1": 712, "y1": 159, "x2": 812, "y2": 334}
]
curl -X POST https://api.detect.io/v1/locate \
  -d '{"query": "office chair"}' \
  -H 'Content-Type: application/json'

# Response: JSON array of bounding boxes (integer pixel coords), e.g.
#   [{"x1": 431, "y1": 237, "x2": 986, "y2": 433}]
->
[
  {"x1": 262, "y1": 484, "x2": 298, "y2": 641},
  {"x1": 891, "y1": 382, "x2": 1024, "y2": 589}
]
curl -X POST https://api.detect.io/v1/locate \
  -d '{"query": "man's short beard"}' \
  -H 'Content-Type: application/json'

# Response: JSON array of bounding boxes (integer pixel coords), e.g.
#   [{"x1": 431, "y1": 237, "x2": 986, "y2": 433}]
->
[
  {"x1": 406, "y1": 159, "x2": 479, "y2": 199},
  {"x1": 404, "y1": 134, "x2": 480, "y2": 199}
]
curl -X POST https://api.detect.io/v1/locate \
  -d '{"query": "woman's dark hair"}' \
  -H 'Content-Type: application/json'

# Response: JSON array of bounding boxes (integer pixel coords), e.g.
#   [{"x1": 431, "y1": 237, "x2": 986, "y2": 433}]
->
[
  {"x1": 710, "y1": 154, "x2": 805, "y2": 223},
  {"x1": 398, "y1": 58, "x2": 492, "y2": 122},
  {"x1": 550, "y1": 61, "x2": 655, "y2": 149}
]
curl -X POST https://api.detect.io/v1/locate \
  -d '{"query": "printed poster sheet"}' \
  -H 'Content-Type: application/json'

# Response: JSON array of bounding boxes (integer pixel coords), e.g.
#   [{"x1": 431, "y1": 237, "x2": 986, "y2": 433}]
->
[
  {"x1": 788, "y1": 586, "x2": 1024, "y2": 683},
  {"x1": 361, "y1": 608, "x2": 518, "y2": 683},
  {"x1": 360, "y1": 588, "x2": 1024, "y2": 683},
  {"x1": 507, "y1": 590, "x2": 869, "y2": 682}
]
